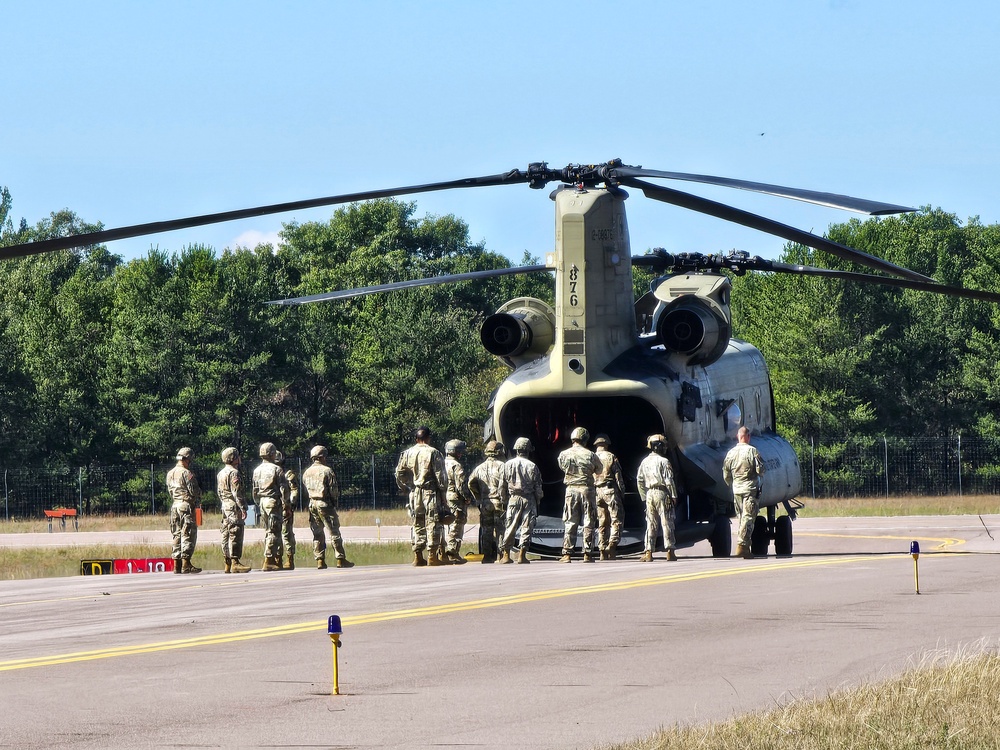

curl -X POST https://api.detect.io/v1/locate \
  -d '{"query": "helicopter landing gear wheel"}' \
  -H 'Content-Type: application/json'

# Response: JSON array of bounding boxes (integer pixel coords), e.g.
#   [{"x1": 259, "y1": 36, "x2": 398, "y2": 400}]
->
[
  {"x1": 775, "y1": 515, "x2": 793, "y2": 556},
  {"x1": 709, "y1": 515, "x2": 731, "y2": 558},
  {"x1": 750, "y1": 515, "x2": 769, "y2": 557}
]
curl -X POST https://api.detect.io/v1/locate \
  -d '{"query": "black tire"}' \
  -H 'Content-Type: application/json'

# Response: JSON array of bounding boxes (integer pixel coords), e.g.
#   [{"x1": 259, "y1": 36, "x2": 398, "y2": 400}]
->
[
  {"x1": 774, "y1": 515, "x2": 793, "y2": 556},
  {"x1": 750, "y1": 515, "x2": 770, "y2": 556},
  {"x1": 709, "y1": 515, "x2": 731, "y2": 558}
]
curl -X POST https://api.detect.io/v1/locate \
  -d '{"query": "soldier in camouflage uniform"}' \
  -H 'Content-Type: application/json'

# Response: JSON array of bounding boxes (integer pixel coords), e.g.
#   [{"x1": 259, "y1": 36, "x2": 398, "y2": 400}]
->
[
  {"x1": 637, "y1": 434, "x2": 679, "y2": 562},
  {"x1": 303, "y1": 445, "x2": 354, "y2": 569},
  {"x1": 275, "y1": 450, "x2": 297, "y2": 570},
  {"x1": 497, "y1": 437, "x2": 543, "y2": 564},
  {"x1": 723, "y1": 426, "x2": 767, "y2": 559},
  {"x1": 395, "y1": 426, "x2": 449, "y2": 567},
  {"x1": 167, "y1": 447, "x2": 202, "y2": 574},
  {"x1": 253, "y1": 442, "x2": 288, "y2": 571},
  {"x1": 468, "y1": 440, "x2": 506, "y2": 564},
  {"x1": 218, "y1": 447, "x2": 251, "y2": 574},
  {"x1": 443, "y1": 439, "x2": 475, "y2": 564},
  {"x1": 592, "y1": 435, "x2": 625, "y2": 560},
  {"x1": 557, "y1": 427, "x2": 603, "y2": 563}
]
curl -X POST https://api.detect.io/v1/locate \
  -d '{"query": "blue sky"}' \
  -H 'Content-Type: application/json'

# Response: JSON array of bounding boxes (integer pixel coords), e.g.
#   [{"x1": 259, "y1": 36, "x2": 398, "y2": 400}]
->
[{"x1": 4, "y1": 0, "x2": 1000, "y2": 265}]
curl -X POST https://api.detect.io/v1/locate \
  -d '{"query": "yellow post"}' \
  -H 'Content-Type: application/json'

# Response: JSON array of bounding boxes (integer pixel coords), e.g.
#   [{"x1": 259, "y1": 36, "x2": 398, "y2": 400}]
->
[
  {"x1": 910, "y1": 541, "x2": 920, "y2": 595},
  {"x1": 328, "y1": 615, "x2": 343, "y2": 695},
  {"x1": 330, "y1": 634, "x2": 341, "y2": 695}
]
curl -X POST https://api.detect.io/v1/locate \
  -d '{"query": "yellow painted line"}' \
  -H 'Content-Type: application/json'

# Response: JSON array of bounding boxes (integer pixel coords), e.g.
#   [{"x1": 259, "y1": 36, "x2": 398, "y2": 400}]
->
[
  {"x1": 797, "y1": 532, "x2": 965, "y2": 551},
  {"x1": 0, "y1": 554, "x2": 903, "y2": 672}
]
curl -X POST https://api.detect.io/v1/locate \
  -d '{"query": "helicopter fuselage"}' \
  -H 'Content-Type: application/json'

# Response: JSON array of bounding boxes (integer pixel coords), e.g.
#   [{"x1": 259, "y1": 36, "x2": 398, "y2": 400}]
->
[{"x1": 480, "y1": 185, "x2": 802, "y2": 555}]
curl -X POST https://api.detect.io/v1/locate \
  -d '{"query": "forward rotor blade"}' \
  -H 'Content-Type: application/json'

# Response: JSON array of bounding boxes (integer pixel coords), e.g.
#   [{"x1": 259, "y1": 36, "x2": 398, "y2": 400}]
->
[
  {"x1": 267, "y1": 264, "x2": 551, "y2": 305},
  {"x1": 614, "y1": 167, "x2": 914, "y2": 215},
  {"x1": 621, "y1": 176, "x2": 932, "y2": 283},
  {"x1": 766, "y1": 261, "x2": 1000, "y2": 303},
  {"x1": 0, "y1": 170, "x2": 532, "y2": 261}
]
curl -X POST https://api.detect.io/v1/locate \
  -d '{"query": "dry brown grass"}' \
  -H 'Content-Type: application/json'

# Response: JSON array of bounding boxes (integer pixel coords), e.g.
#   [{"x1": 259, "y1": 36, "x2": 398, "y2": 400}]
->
[
  {"x1": 608, "y1": 646, "x2": 1000, "y2": 750},
  {"x1": 798, "y1": 494, "x2": 1000, "y2": 518}
]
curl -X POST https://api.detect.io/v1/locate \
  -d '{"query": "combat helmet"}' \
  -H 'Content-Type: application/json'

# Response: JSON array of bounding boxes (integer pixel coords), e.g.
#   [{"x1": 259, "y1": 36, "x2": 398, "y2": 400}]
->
[
  {"x1": 445, "y1": 439, "x2": 466, "y2": 456},
  {"x1": 484, "y1": 439, "x2": 504, "y2": 457},
  {"x1": 310, "y1": 445, "x2": 328, "y2": 460},
  {"x1": 593, "y1": 434, "x2": 611, "y2": 448},
  {"x1": 259, "y1": 442, "x2": 277, "y2": 459},
  {"x1": 647, "y1": 434, "x2": 668, "y2": 450},
  {"x1": 570, "y1": 426, "x2": 590, "y2": 444},
  {"x1": 221, "y1": 447, "x2": 239, "y2": 464},
  {"x1": 176, "y1": 446, "x2": 194, "y2": 461},
  {"x1": 513, "y1": 437, "x2": 533, "y2": 453}
]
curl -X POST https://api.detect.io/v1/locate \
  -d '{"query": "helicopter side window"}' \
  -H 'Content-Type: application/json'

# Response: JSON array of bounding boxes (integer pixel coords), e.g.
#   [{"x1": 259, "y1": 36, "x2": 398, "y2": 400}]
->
[{"x1": 724, "y1": 401, "x2": 742, "y2": 439}]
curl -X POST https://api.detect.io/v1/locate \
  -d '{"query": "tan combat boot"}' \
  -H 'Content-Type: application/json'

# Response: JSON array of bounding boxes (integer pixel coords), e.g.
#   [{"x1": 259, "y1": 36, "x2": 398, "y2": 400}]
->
[
  {"x1": 336, "y1": 558, "x2": 355, "y2": 569},
  {"x1": 428, "y1": 551, "x2": 444, "y2": 566},
  {"x1": 734, "y1": 544, "x2": 751, "y2": 559},
  {"x1": 499, "y1": 549, "x2": 513, "y2": 564},
  {"x1": 608, "y1": 543, "x2": 618, "y2": 560},
  {"x1": 516, "y1": 548, "x2": 530, "y2": 564},
  {"x1": 224, "y1": 558, "x2": 232, "y2": 574},
  {"x1": 317, "y1": 556, "x2": 328, "y2": 569},
  {"x1": 262, "y1": 556, "x2": 281, "y2": 571},
  {"x1": 582, "y1": 551, "x2": 595, "y2": 563},
  {"x1": 181, "y1": 559, "x2": 202, "y2": 574},
  {"x1": 640, "y1": 550, "x2": 653, "y2": 562},
  {"x1": 667, "y1": 550, "x2": 678, "y2": 562},
  {"x1": 286, "y1": 554, "x2": 295, "y2": 571},
  {"x1": 559, "y1": 553, "x2": 572, "y2": 563},
  {"x1": 413, "y1": 550, "x2": 427, "y2": 567},
  {"x1": 599, "y1": 549, "x2": 608, "y2": 561},
  {"x1": 231, "y1": 558, "x2": 251, "y2": 573}
]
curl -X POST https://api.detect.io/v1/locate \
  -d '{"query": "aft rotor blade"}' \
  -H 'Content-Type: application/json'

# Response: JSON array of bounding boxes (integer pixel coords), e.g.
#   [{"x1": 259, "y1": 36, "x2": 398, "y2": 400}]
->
[
  {"x1": 613, "y1": 166, "x2": 915, "y2": 215},
  {"x1": 267, "y1": 264, "x2": 551, "y2": 305},
  {"x1": 0, "y1": 170, "x2": 533, "y2": 260},
  {"x1": 622, "y1": 176, "x2": 932, "y2": 283},
  {"x1": 767, "y1": 261, "x2": 1000, "y2": 304}
]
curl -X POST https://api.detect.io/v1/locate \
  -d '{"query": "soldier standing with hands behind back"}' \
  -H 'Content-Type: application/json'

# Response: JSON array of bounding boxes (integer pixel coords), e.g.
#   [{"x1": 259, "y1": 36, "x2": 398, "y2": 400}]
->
[
  {"x1": 592, "y1": 434, "x2": 625, "y2": 560},
  {"x1": 395, "y1": 426, "x2": 449, "y2": 567},
  {"x1": 724, "y1": 426, "x2": 766, "y2": 559},
  {"x1": 253, "y1": 442, "x2": 287, "y2": 571},
  {"x1": 468, "y1": 440, "x2": 506, "y2": 564},
  {"x1": 218, "y1": 447, "x2": 251, "y2": 574},
  {"x1": 557, "y1": 427, "x2": 603, "y2": 563},
  {"x1": 303, "y1": 445, "x2": 354, "y2": 569},
  {"x1": 167, "y1": 447, "x2": 202, "y2": 574}
]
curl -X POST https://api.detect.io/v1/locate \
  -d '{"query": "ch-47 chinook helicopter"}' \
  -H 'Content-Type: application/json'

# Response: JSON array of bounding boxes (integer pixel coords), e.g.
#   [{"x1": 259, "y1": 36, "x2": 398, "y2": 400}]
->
[{"x1": 5, "y1": 159, "x2": 1000, "y2": 558}]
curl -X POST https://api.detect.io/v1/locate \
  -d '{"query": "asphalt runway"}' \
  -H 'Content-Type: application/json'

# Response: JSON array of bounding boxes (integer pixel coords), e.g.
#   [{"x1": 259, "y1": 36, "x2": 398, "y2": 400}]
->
[{"x1": 2, "y1": 515, "x2": 999, "y2": 749}]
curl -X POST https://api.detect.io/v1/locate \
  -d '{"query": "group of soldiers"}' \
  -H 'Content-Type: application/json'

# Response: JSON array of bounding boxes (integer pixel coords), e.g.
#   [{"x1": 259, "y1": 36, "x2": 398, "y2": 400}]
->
[
  {"x1": 395, "y1": 423, "x2": 764, "y2": 566},
  {"x1": 165, "y1": 442, "x2": 354, "y2": 574},
  {"x1": 165, "y1": 422, "x2": 766, "y2": 573}
]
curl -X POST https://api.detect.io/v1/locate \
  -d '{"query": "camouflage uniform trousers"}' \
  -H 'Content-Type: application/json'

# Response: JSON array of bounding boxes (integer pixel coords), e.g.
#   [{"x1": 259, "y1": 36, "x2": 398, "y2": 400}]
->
[
  {"x1": 445, "y1": 502, "x2": 468, "y2": 555},
  {"x1": 309, "y1": 499, "x2": 347, "y2": 560},
  {"x1": 478, "y1": 504, "x2": 505, "y2": 561},
  {"x1": 220, "y1": 500, "x2": 246, "y2": 560},
  {"x1": 282, "y1": 509, "x2": 296, "y2": 558},
  {"x1": 258, "y1": 496, "x2": 284, "y2": 560},
  {"x1": 735, "y1": 492, "x2": 759, "y2": 549},
  {"x1": 644, "y1": 489, "x2": 676, "y2": 552},
  {"x1": 410, "y1": 487, "x2": 445, "y2": 553},
  {"x1": 595, "y1": 485, "x2": 623, "y2": 552},
  {"x1": 501, "y1": 495, "x2": 536, "y2": 553},
  {"x1": 170, "y1": 500, "x2": 198, "y2": 562},
  {"x1": 561, "y1": 485, "x2": 597, "y2": 555}
]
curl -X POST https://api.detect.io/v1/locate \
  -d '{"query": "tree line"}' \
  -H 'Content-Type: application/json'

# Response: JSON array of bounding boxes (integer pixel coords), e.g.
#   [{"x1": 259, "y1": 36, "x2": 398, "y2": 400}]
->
[{"x1": 2, "y1": 186, "x2": 999, "y2": 473}]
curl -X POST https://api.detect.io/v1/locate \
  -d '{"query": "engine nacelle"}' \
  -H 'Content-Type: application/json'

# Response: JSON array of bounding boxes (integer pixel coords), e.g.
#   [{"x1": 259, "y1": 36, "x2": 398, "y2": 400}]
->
[
  {"x1": 648, "y1": 274, "x2": 732, "y2": 367},
  {"x1": 480, "y1": 297, "x2": 555, "y2": 369}
]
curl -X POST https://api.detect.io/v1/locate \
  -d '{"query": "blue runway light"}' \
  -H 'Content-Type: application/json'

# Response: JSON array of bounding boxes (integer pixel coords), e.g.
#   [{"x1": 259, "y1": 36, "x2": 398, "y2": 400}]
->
[
  {"x1": 328, "y1": 615, "x2": 342, "y2": 635},
  {"x1": 910, "y1": 541, "x2": 920, "y2": 556}
]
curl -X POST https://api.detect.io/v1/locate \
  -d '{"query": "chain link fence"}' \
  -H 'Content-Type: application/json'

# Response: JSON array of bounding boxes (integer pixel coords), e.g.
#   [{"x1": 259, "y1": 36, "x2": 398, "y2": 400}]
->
[{"x1": 3, "y1": 438, "x2": 1000, "y2": 520}]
